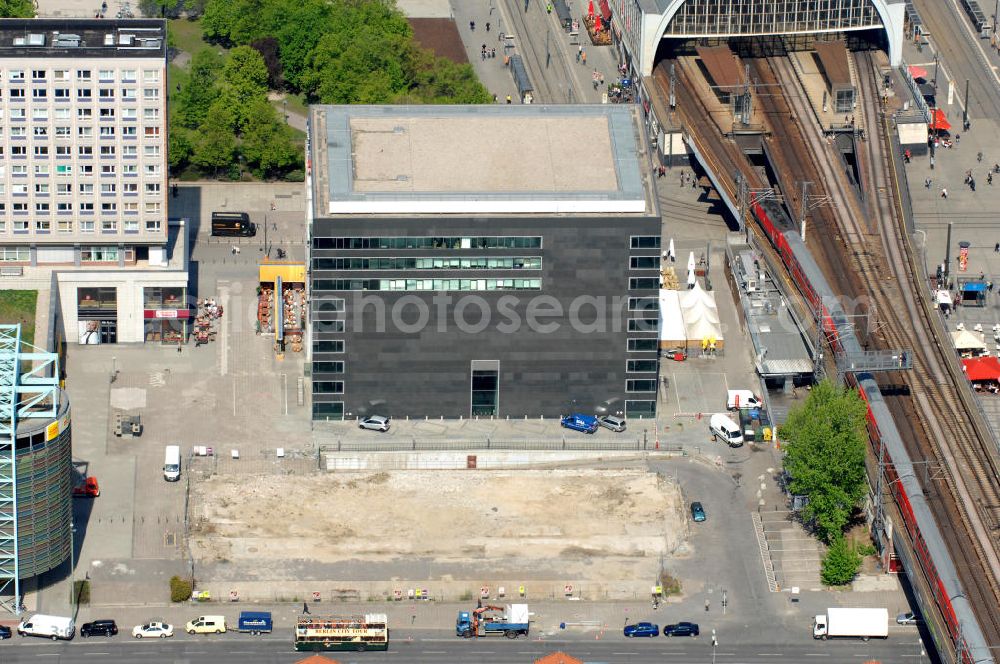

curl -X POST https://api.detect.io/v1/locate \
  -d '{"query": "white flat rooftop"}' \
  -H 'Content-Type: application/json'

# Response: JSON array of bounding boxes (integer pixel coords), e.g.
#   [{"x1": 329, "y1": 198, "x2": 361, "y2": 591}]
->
[{"x1": 310, "y1": 105, "x2": 654, "y2": 216}]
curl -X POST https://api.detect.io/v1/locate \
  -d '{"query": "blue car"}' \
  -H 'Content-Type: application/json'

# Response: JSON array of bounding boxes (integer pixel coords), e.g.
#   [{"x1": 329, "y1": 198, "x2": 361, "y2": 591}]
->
[
  {"x1": 624, "y1": 622, "x2": 659, "y2": 638},
  {"x1": 561, "y1": 414, "x2": 599, "y2": 433}
]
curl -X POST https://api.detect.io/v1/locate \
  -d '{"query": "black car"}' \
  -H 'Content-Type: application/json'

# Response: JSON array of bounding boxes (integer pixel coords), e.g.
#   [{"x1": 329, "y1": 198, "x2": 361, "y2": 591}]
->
[
  {"x1": 80, "y1": 620, "x2": 118, "y2": 637},
  {"x1": 0, "y1": 625, "x2": 11, "y2": 639},
  {"x1": 663, "y1": 621, "x2": 700, "y2": 637}
]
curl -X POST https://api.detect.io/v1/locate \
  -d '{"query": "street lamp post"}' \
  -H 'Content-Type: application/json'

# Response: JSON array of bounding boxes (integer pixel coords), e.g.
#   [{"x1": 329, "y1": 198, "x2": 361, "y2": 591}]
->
[{"x1": 69, "y1": 520, "x2": 77, "y2": 618}]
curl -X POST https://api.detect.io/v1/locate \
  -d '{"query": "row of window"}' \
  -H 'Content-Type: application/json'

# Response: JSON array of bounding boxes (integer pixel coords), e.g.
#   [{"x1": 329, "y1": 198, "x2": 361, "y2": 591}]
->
[
  {"x1": 0, "y1": 107, "x2": 159, "y2": 124},
  {"x1": 313, "y1": 279, "x2": 542, "y2": 292},
  {"x1": 312, "y1": 400, "x2": 654, "y2": 419},
  {"x1": 630, "y1": 236, "x2": 661, "y2": 249},
  {"x1": 629, "y1": 277, "x2": 660, "y2": 290},
  {"x1": 313, "y1": 381, "x2": 345, "y2": 394},
  {"x1": 0, "y1": 201, "x2": 160, "y2": 213},
  {"x1": 1, "y1": 182, "x2": 159, "y2": 195},
  {"x1": 0, "y1": 123, "x2": 160, "y2": 137},
  {"x1": 2, "y1": 87, "x2": 160, "y2": 100},
  {"x1": 1, "y1": 68, "x2": 161, "y2": 82},
  {"x1": 1, "y1": 142, "x2": 159, "y2": 156},
  {"x1": 628, "y1": 297, "x2": 659, "y2": 311},
  {"x1": 312, "y1": 256, "x2": 542, "y2": 271},
  {"x1": 0, "y1": 219, "x2": 161, "y2": 233},
  {"x1": 313, "y1": 236, "x2": 543, "y2": 250},
  {"x1": 0, "y1": 163, "x2": 161, "y2": 176},
  {"x1": 0, "y1": 245, "x2": 134, "y2": 262}
]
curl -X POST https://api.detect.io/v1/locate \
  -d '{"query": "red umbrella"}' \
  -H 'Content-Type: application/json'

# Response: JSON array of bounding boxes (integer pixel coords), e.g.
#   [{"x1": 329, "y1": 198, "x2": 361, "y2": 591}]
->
[
  {"x1": 908, "y1": 65, "x2": 928, "y2": 79},
  {"x1": 588, "y1": 0, "x2": 594, "y2": 18},
  {"x1": 929, "y1": 108, "x2": 951, "y2": 131}
]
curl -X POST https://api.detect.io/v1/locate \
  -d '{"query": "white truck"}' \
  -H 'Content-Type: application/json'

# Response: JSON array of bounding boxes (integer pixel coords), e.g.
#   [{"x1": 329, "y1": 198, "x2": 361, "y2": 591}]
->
[{"x1": 813, "y1": 608, "x2": 889, "y2": 641}]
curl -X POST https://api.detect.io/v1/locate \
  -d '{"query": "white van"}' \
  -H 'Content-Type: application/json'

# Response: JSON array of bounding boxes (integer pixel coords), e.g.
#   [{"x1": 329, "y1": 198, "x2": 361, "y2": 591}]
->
[
  {"x1": 18, "y1": 613, "x2": 75, "y2": 640},
  {"x1": 163, "y1": 445, "x2": 181, "y2": 481},
  {"x1": 710, "y1": 413, "x2": 745, "y2": 447},
  {"x1": 185, "y1": 615, "x2": 227, "y2": 634},
  {"x1": 727, "y1": 389, "x2": 763, "y2": 410}
]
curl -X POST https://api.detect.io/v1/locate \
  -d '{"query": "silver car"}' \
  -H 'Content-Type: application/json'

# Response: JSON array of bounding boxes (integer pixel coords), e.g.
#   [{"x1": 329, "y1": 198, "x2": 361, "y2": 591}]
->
[
  {"x1": 598, "y1": 415, "x2": 627, "y2": 432},
  {"x1": 359, "y1": 415, "x2": 390, "y2": 432}
]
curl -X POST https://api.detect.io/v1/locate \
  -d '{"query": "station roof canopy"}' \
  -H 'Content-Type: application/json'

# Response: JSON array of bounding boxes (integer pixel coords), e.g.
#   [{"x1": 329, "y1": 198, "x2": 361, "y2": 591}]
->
[
  {"x1": 814, "y1": 40, "x2": 852, "y2": 91},
  {"x1": 309, "y1": 105, "x2": 656, "y2": 216},
  {"x1": 696, "y1": 45, "x2": 744, "y2": 89}
]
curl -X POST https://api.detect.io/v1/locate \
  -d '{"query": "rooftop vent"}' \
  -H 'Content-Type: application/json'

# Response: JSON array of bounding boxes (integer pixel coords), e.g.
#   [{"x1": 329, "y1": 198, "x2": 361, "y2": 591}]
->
[
  {"x1": 104, "y1": 33, "x2": 115, "y2": 46},
  {"x1": 12, "y1": 36, "x2": 25, "y2": 45},
  {"x1": 52, "y1": 33, "x2": 81, "y2": 47},
  {"x1": 119, "y1": 34, "x2": 134, "y2": 46},
  {"x1": 27, "y1": 33, "x2": 46, "y2": 46}
]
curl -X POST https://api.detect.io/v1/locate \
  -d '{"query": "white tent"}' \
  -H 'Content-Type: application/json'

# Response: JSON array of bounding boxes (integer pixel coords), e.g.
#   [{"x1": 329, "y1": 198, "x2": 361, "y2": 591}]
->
[
  {"x1": 658, "y1": 289, "x2": 686, "y2": 348},
  {"x1": 952, "y1": 329, "x2": 987, "y2": 351},
  {"x1": 679, "y1": 284, "x2": 724, "y2": 350}
]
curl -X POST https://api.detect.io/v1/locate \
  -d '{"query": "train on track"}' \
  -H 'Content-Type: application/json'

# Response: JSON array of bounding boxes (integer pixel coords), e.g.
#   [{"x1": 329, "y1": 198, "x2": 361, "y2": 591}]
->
[{"x1": 749, "y1": 197, "x2": 992, "y2": 664}]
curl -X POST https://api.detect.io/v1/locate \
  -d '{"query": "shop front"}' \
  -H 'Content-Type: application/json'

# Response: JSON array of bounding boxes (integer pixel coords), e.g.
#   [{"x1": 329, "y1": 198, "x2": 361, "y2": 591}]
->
[
  {"x1": 77, "y1": 287, "x2": 118, "y2": 345},
  {"x1": 143, "y1": 286, "x2": 189, "y2": 344}
]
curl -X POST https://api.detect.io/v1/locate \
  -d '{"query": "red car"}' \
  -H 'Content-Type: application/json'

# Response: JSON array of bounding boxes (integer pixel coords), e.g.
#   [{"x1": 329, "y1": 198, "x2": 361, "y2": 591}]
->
[{"x1": 73, "y1": 477, "x2": 100, "y2": 498}]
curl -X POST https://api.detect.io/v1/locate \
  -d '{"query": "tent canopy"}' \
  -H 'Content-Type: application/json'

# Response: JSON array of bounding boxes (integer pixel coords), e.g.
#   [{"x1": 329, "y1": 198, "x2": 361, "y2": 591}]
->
[
  {"x1": 962, "y1": 356, "x2": 1000, "y2": 381},
  {"x1": 658, "y1": 289, "x2": 686, "y2": 346},
  {"x1": 952, "y1": 329, "x2": 987, "y2": 350},
  {"x1": 929, "y1": 108, "x2": 951, "y2": 131}
]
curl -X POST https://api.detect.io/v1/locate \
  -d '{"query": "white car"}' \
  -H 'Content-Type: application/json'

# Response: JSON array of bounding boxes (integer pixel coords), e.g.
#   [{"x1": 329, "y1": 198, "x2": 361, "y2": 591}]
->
[
  {"x1": 359, "y1": 415, "x2": 390, "y2": 432},
  {"x1": 132, "y1": 621, "x2": 173, "y2": 639}
]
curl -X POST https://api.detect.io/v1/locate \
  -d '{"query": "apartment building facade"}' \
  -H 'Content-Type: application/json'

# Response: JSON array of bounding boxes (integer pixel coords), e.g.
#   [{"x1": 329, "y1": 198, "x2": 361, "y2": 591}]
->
[{"x1": 0, "y1": 19, "x2": 188, "y2": 344}]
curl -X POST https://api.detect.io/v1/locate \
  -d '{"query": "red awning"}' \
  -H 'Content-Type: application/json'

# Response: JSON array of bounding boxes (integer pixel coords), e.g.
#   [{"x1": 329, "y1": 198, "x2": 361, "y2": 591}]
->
[
  {"x1": 962, "y1": 356, "x2": 1000, "y2": 381},
  {"x1": 908, "y1": 65, "x2": 928, "y2": 79},
  {"x1": 929, "y1": 108, "x2": 951, "y2": 131},
  {"x1": 599, "y1": 0, "x2": 612, "y2": 21}
]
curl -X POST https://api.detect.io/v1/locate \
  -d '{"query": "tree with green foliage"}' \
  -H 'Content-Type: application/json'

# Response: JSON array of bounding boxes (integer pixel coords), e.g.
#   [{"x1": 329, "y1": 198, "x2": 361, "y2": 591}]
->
[
  {"x1": 780, "y1": 379, "x2": 868, "y2": 543},
  {"x1": 168, "y1": 127, "x2": 194, "y2": 171},
  {"x1": 190, "y1": 102, "x2": 237, "y2": 174},
  {"x1": 820, "y1": 534, "x2": 863, "y2": 586},
  {"x1": 219, "y1": 46, "x2": 270, "y2": 132},
  {"x1": 0, "y1": 0, "x2": 35, "y2": 17},
  {"x1": 240, "y1": 99, "x2": 302, "y2": 178},
  {"x1": 175, "y1": 48, "x2": 223, "y2": 129}
]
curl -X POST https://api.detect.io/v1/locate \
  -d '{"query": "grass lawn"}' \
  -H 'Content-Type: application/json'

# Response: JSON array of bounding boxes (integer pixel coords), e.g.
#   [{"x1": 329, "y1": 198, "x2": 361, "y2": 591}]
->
[
  {"x1": 0, "y1": 290, "x2": 37, "y2": 346},
  {"x1": 283, "y1": 92, "x2": 310, "y2": 117},
  {"x1": 168, "y1": 18, "x2": 216, "y2": 60}
]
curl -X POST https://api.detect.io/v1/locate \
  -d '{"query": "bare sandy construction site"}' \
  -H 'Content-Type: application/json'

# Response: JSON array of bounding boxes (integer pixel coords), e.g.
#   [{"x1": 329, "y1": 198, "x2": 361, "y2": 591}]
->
[{"x1": 189, "y1": 468, "x2": 687, "y2": 590}]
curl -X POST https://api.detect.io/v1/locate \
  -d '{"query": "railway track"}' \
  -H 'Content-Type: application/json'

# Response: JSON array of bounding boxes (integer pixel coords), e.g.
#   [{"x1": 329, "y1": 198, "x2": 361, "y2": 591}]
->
[
  {"x1": 498, "y1": 0, "x2": 560, "y2": 103},
  {"x1": 657, "y1": 47, "x2": 1000, "y2": 645},
  {"x1": 762, "y1": 50, "x2": 1000, "y2": 640}
]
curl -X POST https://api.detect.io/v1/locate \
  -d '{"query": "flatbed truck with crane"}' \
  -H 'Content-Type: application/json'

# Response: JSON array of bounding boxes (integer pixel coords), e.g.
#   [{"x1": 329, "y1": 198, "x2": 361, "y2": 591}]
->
[{"x1": 456, "y1": 604, "x2": 529, "y2": 639}]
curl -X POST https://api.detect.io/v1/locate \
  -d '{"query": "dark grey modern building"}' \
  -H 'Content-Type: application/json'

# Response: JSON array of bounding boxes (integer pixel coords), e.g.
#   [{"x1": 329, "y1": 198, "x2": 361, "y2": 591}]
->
[{"x1": 307, "y1": 105, "x2": 661, "y2": 421}]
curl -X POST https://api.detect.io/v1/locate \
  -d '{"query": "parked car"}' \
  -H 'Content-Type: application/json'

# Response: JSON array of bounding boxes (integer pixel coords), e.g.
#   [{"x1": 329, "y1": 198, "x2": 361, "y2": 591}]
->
[
  {"x1": 80, "y1": 619, "x2": 118, "y2": 637},
  {"x1": 359, "y1": 415, "x2": 390, "y2": 432},
  {"x1": 624, "y1": 622, "x2": 659, "y2": 637},
  {"x1": 132, "y1": 621, "x2": 173, "y2": 639},
  {"x1": 690, "y1": 502, "x2": 706, "y2": 522},
  {"x1": 663, "y1": 621, "x2": 700, "y2": 637},
  {"x1": 896, "y1": 611, "x2": 920, "y2": 625},
  {"x1": 0, "y1": 625, "x2": 11, "y2": 639},
  {"x1": 72, "y1": 477, "x2": 100, "y2": 498},
  {"x1": 560, "y1": 414, "x2": 599, "y2": 434},
  {"x1": 597, "y1": 415, "x2": 627, "y2": 432}
]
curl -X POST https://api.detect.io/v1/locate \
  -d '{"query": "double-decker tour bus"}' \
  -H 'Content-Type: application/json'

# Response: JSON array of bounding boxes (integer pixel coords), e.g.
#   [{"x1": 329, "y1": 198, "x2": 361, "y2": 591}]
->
[{"x1": 293, "y1": 614, "x2": 389, "y2": 652}]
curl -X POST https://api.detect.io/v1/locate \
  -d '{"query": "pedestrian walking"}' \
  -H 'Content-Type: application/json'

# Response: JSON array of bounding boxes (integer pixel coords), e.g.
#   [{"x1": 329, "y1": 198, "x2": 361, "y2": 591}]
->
[
  {"x1": 941, "y1": 187, "x2": 948, "y2": 198},
  {"x1": 491, "y1": 48, "x2": 496, "y2": 58},
  {"x1": 486, "y1": 22, "x2": 490, "y2": 32},
  {"x1": 506, "y1": 95, "x2": 512, "y2": 104},
  {"x1": 989, "y1": 172, "x2": 994, "y2": 185},
  {"x1": 971, "y1": 178, "x2": 977, "y2": 192},
  {"x1": 995, "y1": 242, "x2": 999, "y2": 253},
  {"x1": 924, "y1": 177, "x2": 932, "y2": 189},
  {"x1": 599, "y1": 73, "x2": 605, "y2": 86},
  {"x1": 469, "y1": 20, "x2": 475, "y2": 31},
  {"x1": 235, "y1": 246, "x2": 241, "y2": 255},
  {"x1": 231, "y1": 246, "x2": 237, "y2": 256},
  {"x1": 978, "y1": 150, "x2": 984, "y2": 162},
  {"x1": 581, "y1": 50, "x2": 587, "y2": 65},
  {"x1": 303, "y1": 602, "x2": 311, "y2": 615}
]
